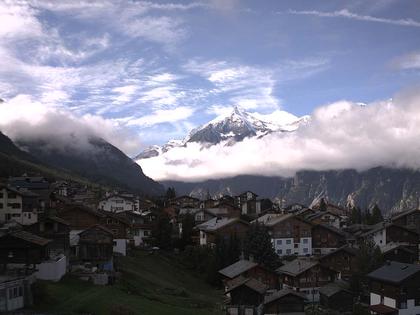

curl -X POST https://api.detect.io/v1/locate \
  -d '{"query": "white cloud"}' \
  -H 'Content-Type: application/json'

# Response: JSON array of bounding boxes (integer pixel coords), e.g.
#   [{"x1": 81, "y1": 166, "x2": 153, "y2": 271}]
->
[
  {"x1": 288, "y1": 9, "x2": 420, "y2": 28},
  {"x1": 0, "y1": 1, "x2": 43, "y2": 40},
  {"x1": 391, "y1": 52, "x2": 420, "y2": 70},
  {"x1": 138, "y1": 88, "x2": 420, "y2": 182},
  {"x1": 0, "y1": 95, "x2": 142, "y2": 155},
  {"x1": 127, "y1": 107, "x2": 195, "y2": 127}
]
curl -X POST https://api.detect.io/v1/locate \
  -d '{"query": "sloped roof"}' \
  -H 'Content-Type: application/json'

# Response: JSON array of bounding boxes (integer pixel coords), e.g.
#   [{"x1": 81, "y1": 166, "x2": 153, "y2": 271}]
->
[
  {"x1": 252, "y1": 213, "x2": 296, "y2": 227},
  {"x1": 313, "y1": 223, "x2": 349, "y2": 238},
  {"x1": 196, "y1": 217, "x2": 248, "y2": 232},
  {"x1": 367, "y1": 261, "x2": 420, "y2": 284},
  {"x1": 225, "y1": 276, "x2": 267, "y2": 295},
  {"x1": 9, "y1": 230, "x2": 51, "y2": 246},
  {"x1": 319, "y1": 246, "x2": 358, "y2": 261},
  {"x1": 391, "y1": 208, "x2": 420, "y2": 221},
  {"x1": 45, "y1": 216, "x2": 70, "y2": 226},
  {"x1": 218, "y1": 259, "x2": 258, "y2": 278},
  {"x1": 276, "y1": 258, "x2": 319, "y2": 276},
  {"x1": 263, "y1": 288, "x2": 306, "y2": 304},
  {"x1": 319, "y1": 280, "x2": 351, "y2": 297},
  {"x1": 360, "y1": 222, "x2": 418, "y2": 238}
]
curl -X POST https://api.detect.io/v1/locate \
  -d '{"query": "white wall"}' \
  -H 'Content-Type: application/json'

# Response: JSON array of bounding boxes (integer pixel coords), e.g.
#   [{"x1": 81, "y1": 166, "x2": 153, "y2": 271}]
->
[
  {"x1": 113, "y1": 239, "x2": 127, "y2": 256},
  {"x1": 272, "y1": 237, "x2": 312, "y2": 256},
  {"x1": 35, "y1": 255, "x2": 67, "y2": 282},
  {"x1": 200, "y1": 231, "x2": 207, "y2": 246},
  {"x1": 99, "y1": 197, "x2": 134, "y2": 213},
  {"x1": 370, "y1": 292, "x2": 381, "y2": 306},
  {"x1": 399, "y1": 299, "x2": 420, "y2": 315}
]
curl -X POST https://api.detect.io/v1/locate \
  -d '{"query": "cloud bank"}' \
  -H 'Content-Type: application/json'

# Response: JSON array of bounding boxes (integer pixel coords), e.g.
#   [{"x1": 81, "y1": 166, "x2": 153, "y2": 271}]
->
[
  {"x1": 0, "y1": 95, "x2": 141, "y2": 155},
  {"x1": 138, "y1": 88, "x2": 420, "y2": 182}
]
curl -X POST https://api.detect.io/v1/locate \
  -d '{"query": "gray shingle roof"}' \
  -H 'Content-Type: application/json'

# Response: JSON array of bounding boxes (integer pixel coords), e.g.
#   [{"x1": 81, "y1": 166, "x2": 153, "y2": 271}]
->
[
  {"x1": 225, "y1": 276, "x2": 267, "y2": 295},
  {"x1": 276, "y1": 258, "x2": 319, "y2": 276},
  {"x1": 367, "y1": 261, "x2": 420, "y2": 284},
  {"x1": 263, "y1": 288, "x2": 306, "y2": 305},
  {"x1": 319, "y1": 280, "x2": 351, "y2": 297},
  {"x1": 196, "y1": 217, "x2": 247, "y2": 232},
  {"x1": 391, "y1": 208, "x2": 420, "y2": 221},
  {"x1": 218, "y1": 259, "x2": 258, "y2": 279}
]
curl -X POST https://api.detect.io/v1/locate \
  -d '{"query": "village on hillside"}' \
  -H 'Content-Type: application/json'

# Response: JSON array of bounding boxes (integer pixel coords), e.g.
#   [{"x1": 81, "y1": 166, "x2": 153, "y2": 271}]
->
[{"x1": 0, "y1": 175, "x2": 419, "y2": 315}]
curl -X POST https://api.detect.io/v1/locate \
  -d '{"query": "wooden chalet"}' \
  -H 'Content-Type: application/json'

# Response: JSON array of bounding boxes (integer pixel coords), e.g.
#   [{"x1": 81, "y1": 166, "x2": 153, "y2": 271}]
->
[
  {"x1": 367, "y1": 261, "x2": 420, "y2": 315},
  {"x1": 196, "y1": 217, "x2": 249, "y2": 246},
  {"x1": 382, "y1": 243, "x2": 418, "y2": 264},
  {"x1": 219, "y1": 259, "x2": 279, "y2": 290},
  {"x1": 25, "y1": 216, "x2": 70, "y2": 257},
  {"x1": 71, "y1": 225, "x2": 114, "y2": 270},
  {"x1": 311, "y1": 224, "x2": 348, "y2": 255},
  {"x1": 225, "y1": 276, "x2": 268, "y2": 308},
  {"x1": 318, "y1": 246, "x2": 358, "y2": 280},
  {"x1": 391, "y1": 209, "x2": 420, "y2": 235},
  {"x1": 276, "y1": 257, "x2": 337, "y2": 302},
  {"x1": 0, "y1": 231, "x2": 51, "y2": 267},
  {"x1": 319, "y1": 280, "x2": 353, "y2": 312},
  {"x1": 57, "y1": 204, "x2": 104, "y2": 230},
  {"x1": 263, "y1": 288, "x2": 306, "y2": 315}
]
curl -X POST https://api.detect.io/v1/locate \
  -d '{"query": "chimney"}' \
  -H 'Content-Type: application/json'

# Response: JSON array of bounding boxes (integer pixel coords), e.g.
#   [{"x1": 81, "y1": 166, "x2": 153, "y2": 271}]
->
[{"x1": 249, "y1": 255, "x2": 254, "y2": 263}]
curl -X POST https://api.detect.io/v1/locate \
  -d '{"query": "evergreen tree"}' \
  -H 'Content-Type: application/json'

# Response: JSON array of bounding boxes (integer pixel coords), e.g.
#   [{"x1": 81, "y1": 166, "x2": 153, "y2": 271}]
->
[
  {"x1": 319, "y1": 198, "x2": 328, "y2": 212},
  {"x1": 180, "y1": 213, "x2": 195, "y2": 250},
  {"x1": 165, "y1": 187, "x2": 176, "y2": 200},
  {"x1": 350, "y1": 206, "x2": 363, "y2": 224},
  {"x1": 363, "y1": 209, "x2": 372, "y2": 225},
  {"x1": 370, "y1": 204, "x2": 383, "y2": 224},
  {"x1": 244, "y1": 223, "x2": 280, "y2": 270},
  {"x1": 350, "y1": 239, "x2": 384, "y2": 294},
  {"x1": 151, "y1": 213, "x2": 173, "y2": 249}
]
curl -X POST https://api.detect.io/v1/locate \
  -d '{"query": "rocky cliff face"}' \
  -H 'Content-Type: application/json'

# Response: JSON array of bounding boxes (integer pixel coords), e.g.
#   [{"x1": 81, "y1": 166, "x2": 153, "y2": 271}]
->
[{"x1": 163, "y1": 167, "x2": 420, "y2": 214}]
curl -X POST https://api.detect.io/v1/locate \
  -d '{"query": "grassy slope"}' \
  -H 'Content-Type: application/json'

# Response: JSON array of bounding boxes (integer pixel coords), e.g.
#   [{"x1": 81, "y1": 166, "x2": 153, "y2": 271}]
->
[{"x1": 35, "y1": 250, "x2": 223, "y2": 315}]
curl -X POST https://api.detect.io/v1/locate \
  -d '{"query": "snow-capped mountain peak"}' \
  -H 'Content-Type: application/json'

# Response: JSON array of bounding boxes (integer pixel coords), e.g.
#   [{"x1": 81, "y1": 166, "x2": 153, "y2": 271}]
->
[{"x1": 135, "y1": 106, "x2": 308, "y2": 160}]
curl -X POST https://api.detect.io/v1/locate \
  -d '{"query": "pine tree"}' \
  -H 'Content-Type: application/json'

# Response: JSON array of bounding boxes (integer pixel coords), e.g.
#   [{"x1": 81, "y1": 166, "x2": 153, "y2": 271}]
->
[
  {"x1": 319, "y1": 198, "x2": 328, "y2": 212},
  {"x1": 165, "y1": 187, "x2": 176, "y2": 200},
  {"x1": 180, "y1": 213, "x2": 195, "y2": 249},
  {"x1": 370, "y1": 204, "x2": 383, "y2": 224},
  {"x1": 151, "y1": 213, "x2": 173, "y2": 249},
  {"x1": 244, "y1": 223, "x2": 280, "y2": 270}
]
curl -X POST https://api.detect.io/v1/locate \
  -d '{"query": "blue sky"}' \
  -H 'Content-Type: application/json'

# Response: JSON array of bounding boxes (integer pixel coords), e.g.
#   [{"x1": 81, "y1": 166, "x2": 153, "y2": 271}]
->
[{"x1": 0, "y1": 0, "x2": 420, "y2": 152}]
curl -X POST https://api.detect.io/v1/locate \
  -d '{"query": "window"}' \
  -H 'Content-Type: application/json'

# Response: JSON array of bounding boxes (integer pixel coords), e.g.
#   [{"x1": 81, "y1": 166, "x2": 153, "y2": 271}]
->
[
  {"x1": 286, "y1": 249, "x2": 291, "y2": 254},
  {"x1": 294, "y1": 244, "x2": 299, "y2": 248},
  {"x1": 0, "y1": 192, "x2": 3, "y2": 198},
  {"x1": 116, "y1": 200, "x2": 124, "y2": 204},
  {"x1": 144, "y1": 230, "x2": 150, "y2": 236},
  {"x1": 276, "y1": 239, "x2": 282, "y2": 245},
  {"x1": 302, "y1": 238, "x2": 308, "y2": 244},
  {"x1": 286, "y1": 240, "x2": 291, "y2": 245},
  {"x1": 8, "y1": 203, "x2": 21, "y2": 209},
  {"x1": 107, "y1": 218, "x2": 112, "y2": 224},
  {"x1": 276, "y1": 249, "x2": 282, "y2": 255},
  {"x1": 12, "y1": 214, "x2": 21, "y2": 218},
  {"x1": 7, "y1": 192, "x2": 17, "y2": 199},
  {"x1": 303, "y1": 248, "x2": 308, "y2": 253},
  {"x1": 0, "y1": 204, "x2": 2, "y2": 209}
]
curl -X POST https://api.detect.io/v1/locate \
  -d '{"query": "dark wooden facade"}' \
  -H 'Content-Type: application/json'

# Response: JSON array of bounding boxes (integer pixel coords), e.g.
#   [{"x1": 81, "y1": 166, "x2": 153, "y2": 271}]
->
[
  {"x1": 319, "y1": 247, "x2": 358, "y2": 280},
  {"x1": 383, "y1": 245, "x2": 418, "y2": 264},
  {"x1": 75, "y1": 225, "x2": 113, "y2": 265},
  {"x1": 264, "y1": 292, "x2": 305, "y2": 314},
  {"x1": 392, "y1": 209, "x2": 420, "y2": 235},
  {"x1": 270, "y1": 216, "x2": 312, "y2": 241},
  {"x1": 25, "y1": 216, "x2": 70, "y2": 255},
  {"x1": 319, "y1": 287, "x2": 353, "y2": 311},
  {"x1": 57, "y1": 204, "x2": 103, "y2": 230},
  {"x1": 0, "y1": 231, "x2": 50, "y2": 265},
  {"x1": 385, "y1": 224, "x2": 419, "y2": 245},
  {"x1": 205, "y1": 220, "x2": 249, "y2": 245},
  {"x1": 312, "y1": 224, "x2": 347, "y2": 254}
]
